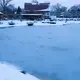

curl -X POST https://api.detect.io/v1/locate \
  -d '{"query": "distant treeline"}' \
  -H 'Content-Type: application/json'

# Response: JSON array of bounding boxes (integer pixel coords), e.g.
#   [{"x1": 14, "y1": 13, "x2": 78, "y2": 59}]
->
[{"x1": 50, "y1": 3, "x2": 80, "y2": 18}]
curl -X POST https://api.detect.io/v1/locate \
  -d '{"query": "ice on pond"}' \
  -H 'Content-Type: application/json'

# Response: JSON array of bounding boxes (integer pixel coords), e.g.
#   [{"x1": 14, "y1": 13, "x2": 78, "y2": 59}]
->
[{"x1": 0, "y1": 23, "x2": 80, "y2": 80}]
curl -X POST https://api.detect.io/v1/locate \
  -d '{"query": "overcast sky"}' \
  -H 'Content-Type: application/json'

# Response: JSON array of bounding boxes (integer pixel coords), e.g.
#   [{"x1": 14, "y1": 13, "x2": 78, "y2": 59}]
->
[{"x1": 10, "y1": 0, "x2": 80, "y2": 8}]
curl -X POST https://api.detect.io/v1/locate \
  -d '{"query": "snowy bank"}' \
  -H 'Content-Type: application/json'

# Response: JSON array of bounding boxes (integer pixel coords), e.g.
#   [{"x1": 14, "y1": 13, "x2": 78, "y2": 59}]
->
[
  {"x1": 0, "y1": 20, "x2": 80, "y2": 28},
  {"x1": 0, "y1": 20, "x2": 64, "y2": 27},
  {"x1": 0, "y1": 62, "x2": 40, "y2": 80}
]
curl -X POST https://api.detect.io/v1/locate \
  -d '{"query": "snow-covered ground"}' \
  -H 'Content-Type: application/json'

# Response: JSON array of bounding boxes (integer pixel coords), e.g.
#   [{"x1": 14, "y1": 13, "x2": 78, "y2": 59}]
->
[
  {"x1": 0, "y1": 20, "x2": 63, "y2": 27},
  {"x1": 0, "y1": 62, "x2": 40, "y2": 80},
  {"x1": 0, "y1": 20, "x2": 80, "y2": 28},
  {"x1": 0, "y1": 20, "x2": 27, "y2": 27}
]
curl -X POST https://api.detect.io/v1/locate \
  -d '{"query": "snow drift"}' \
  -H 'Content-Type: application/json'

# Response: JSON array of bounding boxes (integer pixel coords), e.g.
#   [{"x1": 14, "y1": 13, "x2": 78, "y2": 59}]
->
[{"x1": 0, "y1": 62, "x2": 40, "y2": 80}]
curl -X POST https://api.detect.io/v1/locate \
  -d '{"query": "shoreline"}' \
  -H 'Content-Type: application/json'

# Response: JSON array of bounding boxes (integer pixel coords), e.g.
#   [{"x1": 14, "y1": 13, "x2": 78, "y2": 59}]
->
[{"x1": 0, "y1": 20, "x2": 80, "y2": 28}]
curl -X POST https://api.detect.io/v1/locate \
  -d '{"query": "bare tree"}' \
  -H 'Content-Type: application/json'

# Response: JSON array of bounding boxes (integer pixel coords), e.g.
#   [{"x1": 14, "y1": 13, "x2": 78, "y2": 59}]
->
[
  {"x1": 51, "y1": 3, "x2": 67, "y2": 17},
  {"x1": 68, "y1": 4, "x2": 80, "y2": 18},
  {"x1": 0, "y1": 0, "x2": 12, "y2": 13}
]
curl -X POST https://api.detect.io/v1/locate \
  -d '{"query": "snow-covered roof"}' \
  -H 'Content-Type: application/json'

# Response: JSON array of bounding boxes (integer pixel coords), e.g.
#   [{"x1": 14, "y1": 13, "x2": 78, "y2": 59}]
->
[
  {"x1": 36, "y1": 5, "x2": 51, "y2": 11},
  {"x1": 24, "y1": 3, "x2": 50, "y2": 11},
  {"x1": 33, "y1": 4, "x2": 51, "y2": 12},
  {"x1": 24, "y1": 6, "x2": 51, "y2": 12}
]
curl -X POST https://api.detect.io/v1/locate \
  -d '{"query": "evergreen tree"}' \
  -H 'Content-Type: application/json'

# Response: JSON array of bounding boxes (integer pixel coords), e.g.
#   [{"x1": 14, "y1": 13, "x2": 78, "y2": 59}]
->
[
  {"x1": 17, "y1": 6, "x2": 22, "y2": 14},
  {"x1": 16, "y1": 6, "x2": 22, "y2": 19}
]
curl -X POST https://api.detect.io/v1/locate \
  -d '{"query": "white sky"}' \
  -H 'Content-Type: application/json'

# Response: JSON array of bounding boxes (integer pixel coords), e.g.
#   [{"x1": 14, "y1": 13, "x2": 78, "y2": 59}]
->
[{"x1": 10, "y1": 0, "x2": 80, "y2": 8}]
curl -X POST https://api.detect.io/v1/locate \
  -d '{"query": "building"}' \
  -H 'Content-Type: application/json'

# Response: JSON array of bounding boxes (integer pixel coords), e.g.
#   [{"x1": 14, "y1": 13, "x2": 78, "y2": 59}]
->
[{"x1": 22, "y1": 0, "x2": 50, "y2": 20}]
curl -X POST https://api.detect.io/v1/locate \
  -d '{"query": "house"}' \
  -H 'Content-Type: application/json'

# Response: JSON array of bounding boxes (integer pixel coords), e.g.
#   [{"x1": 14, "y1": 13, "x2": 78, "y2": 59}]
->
[{"x1": 22, "y1": 0, "x2": 50, "y2": 20}]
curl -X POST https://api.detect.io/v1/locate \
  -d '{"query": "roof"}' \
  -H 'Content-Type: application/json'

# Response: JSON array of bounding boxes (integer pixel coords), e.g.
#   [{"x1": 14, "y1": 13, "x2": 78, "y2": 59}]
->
[
  {"x1": 36, "y1": 5, "x2": 51, "y2": 11},
  {"x1": 24, "y1": 3, "x2": 50, "y2": 10}
]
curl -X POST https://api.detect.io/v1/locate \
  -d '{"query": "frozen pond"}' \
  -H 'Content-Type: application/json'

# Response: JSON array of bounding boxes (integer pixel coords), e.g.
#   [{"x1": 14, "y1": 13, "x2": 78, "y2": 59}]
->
[{"x1": 0, "y1": 24, "x2": 80, "y2": 80}]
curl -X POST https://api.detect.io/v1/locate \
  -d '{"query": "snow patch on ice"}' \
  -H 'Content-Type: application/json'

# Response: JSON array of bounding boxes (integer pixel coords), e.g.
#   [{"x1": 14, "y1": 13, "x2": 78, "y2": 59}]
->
[{"x1": 0, "y1": 62, "x2": 40, "y2": 80}]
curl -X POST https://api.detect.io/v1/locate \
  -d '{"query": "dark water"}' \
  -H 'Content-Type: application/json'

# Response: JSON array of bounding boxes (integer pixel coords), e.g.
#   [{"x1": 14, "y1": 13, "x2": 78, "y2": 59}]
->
[{"x1": 0, "y1": 24, "x2": 80, "y2": 80}]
